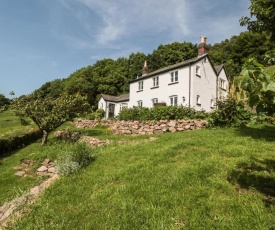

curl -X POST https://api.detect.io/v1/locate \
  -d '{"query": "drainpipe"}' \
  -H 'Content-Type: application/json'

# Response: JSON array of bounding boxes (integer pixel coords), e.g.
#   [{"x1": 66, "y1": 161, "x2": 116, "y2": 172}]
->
[
  {"x1": 216, "y1": 76, "x2": 218, "y2": 109},
  {"x1": 189, "y1": 63, "x2": 191, "y2": 108}
]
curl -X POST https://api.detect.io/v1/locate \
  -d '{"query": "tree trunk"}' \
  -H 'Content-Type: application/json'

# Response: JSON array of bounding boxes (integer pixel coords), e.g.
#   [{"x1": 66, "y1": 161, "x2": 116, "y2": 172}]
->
[{"x1": 41, "y1": 130, "x2": 49, "y2": 145}]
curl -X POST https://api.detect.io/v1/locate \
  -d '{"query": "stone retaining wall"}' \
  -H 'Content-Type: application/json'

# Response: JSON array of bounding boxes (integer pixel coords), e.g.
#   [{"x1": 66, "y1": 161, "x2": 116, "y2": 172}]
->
[{"x1": 74, "y1": 119, "x2": 208, "y2": 135}]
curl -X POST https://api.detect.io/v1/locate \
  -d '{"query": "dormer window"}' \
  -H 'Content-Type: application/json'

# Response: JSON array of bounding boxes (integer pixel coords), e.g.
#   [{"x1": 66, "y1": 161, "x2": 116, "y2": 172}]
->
[{"x1": 171, "y1": 71, "x2": 178, "y2": 83}]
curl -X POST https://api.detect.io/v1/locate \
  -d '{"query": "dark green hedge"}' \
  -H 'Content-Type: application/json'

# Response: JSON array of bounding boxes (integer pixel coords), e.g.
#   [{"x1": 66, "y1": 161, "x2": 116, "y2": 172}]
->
[
  {"x1": 0, "y1": 129, "x2": 42, "y2": 156},
  {"x1": 118, "y1": 105, "x2": 208, "y2": 121}
]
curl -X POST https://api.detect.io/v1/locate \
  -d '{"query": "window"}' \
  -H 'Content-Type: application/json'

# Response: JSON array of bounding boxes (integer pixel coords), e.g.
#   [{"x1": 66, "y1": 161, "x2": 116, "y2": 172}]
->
[
  {"x1": 196, "y1": 95, "x2": 201, "y2": 105},
  {"x1": 152, "y1": 98, "x2": 158, "y2": 106},
  {"x1": 138, "y1": 81, "x2": 143, "y2": 91},
  {"x1": 170, "y1": 95, "x2": 178, "y2": 106},
  {"x1": 196, "y1": 65, "x2": 200, "y2": 76},
  {"x1": 170, "y1": 71, "x2": 178, "y2": 83},
  {"x1": 120, "y1": 103, "x2": 128, "y2": 111},
  {"x1": 137, "y1": 100, "x2": 143, "y2": 107},
  {"x1": 219, "y1": 78, "x2": 226, "y2": 90},
  {"x1": 100, "y1": 103, "x2": 103, "y2": 109},
  {"x1": 152, "y1": 76, "x2": 159, "y2": 87},
  {"x1": 210, "y1": 99, "x2": 215, "y2": 108}
]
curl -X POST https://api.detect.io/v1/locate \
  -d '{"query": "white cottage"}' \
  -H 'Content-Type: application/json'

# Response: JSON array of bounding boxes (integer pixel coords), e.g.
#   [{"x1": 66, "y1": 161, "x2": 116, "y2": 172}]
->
[{"x1": 98, "y1": 36, "x2": 228, "y2": 119}]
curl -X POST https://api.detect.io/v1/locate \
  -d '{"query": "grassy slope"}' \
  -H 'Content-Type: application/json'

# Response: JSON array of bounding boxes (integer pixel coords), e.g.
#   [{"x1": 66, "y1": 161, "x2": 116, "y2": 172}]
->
[
  {"x1": 7, "y1": 125, "x2": 275, "y2": 230},
  {"x1": 0, "y1": 110, "x2": 37, "y2": 139}
]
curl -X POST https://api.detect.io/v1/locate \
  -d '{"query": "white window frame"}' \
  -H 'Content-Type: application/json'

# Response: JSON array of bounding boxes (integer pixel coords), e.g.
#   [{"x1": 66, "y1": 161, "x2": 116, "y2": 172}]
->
[
  {"x1": 120, "y1": 103, "x2": 128, "y2": 111},
  {"x1": 170, "y1": 95, "x2": 178, "y2": 106},
  {"x1": 210, "y1": 99, "x2": 215, "y2": 108},
  {"x1": 219, "y1": 78, "x2": 226, "y2": 90},
  {"x1": 137, "y1": 100, "x2": 143, "y2": 107},
  {"x1": 170, "y1": 71, "x2": 178, "y2": 83},
  {"x1": 138, "y1": 81, "x2": 143, "y2": 91},
  {"x1": 152, "y1": 98, "x2": 158, "y2": 106},
  {"x1": 152, "y1": 76, "x2": 159, "y2": 87},
  {"x1": 196, "y1": 65, "x2": 201, "y2": 76},
  {"x1": 196, "y1": 95, "x2": 201, "y2": 105}
]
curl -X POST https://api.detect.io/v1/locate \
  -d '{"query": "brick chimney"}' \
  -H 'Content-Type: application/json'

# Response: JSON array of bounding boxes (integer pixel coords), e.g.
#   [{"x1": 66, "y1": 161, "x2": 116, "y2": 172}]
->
[
  {"x1": 198, "y1": 36, "x2": 209, "y2": 56},
  {"x1": 142, "y1": 61, "x2": 148, "y2": 76}
]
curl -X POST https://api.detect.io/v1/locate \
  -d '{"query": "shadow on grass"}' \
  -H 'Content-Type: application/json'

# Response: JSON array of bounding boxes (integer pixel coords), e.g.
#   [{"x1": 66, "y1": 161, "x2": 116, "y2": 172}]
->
[
  {"x1": 228, "y1": 157, "x2": 275, "y2": 206},
  {"x1": 235, "y1": 125, "x2": 275, "y2": 142}
]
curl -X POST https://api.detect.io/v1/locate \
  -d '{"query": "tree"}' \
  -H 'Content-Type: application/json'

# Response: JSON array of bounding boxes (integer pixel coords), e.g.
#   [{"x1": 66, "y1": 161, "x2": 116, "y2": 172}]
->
[
  {"x1": 240, "y1": 0, "x2": 275, "y2": 41},
  {"x1": 13, "y1": 94, "x2": 90, "y2": 145},
  {"x1": 0, "y1": 94, "x2": 10, "y2": 111},
  {"x1": 148, "y1": 42, "x2": 197, "y2": 72},
  {"x1": 240, "y1": 58, "x2": 275, "y2": 115},
  {"x1": 209, "y1": 32, "x2": 275, "y2": 80}
]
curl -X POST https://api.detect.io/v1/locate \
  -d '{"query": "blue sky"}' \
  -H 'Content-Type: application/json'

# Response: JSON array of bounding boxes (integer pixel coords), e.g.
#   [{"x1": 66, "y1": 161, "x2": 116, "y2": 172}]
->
[{"x1": 0, "y1": 0, "x2": 250, "y2": 98}]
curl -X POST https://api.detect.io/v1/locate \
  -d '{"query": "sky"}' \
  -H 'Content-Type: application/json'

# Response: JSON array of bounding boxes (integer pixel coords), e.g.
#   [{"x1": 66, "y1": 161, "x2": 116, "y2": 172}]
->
[{"x1": 0, "y1": 0, "x2": 251, "y2": 98}]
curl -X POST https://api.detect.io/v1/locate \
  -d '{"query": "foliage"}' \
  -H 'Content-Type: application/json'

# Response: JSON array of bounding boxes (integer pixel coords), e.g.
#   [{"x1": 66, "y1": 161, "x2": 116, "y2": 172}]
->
[
  {"x1": 0, "y1": 94, "x2": 10, "y2": 111},
  {"x1": 147, "y1": 42, "x2": 197, "y2": 72},
  {"x1": 0, "y1": 129, "x2": 42, "y2": 155},
  {"x1": 87, "y1": 109, "x2": 105, "y2": 120},
  {"x1": 208, "y1": 98, "x2": 252, "y2": 127},
  {"x1": 240, "y1": 58, "x2": 275, "y2": 115},
  {"x1": 240, "y1": 0, "x2": 275, "y2": 41},
  {"x1": 12, "y1": 94, "x2": 91, "y2": 145},
  {"x1": 118, "y1": 105, "x2": 207, "y2": 121},
  {"x1": 55, "y1": 143, "x2": 95, "y2": 176},
  {"x1": 209, "y1": 32, "x2": 275, "y2": 80}
]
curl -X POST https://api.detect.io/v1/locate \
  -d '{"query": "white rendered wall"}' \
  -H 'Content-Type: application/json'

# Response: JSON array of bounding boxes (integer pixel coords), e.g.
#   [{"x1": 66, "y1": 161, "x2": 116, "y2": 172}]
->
[
  {"x1": 129, "y1": 67, "x2": 190, "y2": 108},
  {"x1": 191, "y1": 57, "x2": 218, "y2": 112}
]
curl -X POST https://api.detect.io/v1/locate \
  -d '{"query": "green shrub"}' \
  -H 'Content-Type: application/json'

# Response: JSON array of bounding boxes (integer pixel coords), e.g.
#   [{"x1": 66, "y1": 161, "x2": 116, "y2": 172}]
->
[
  {"x1": 55, "y1": 143, "x2": 95, "y2": 176},
  {"x1": 118, "y1": 105, "x2": 207, "y2": 121},
  {"x1": 87, "y1": 109, "x2": 105, "y2": 120},
  {"x1": 0, "y1": 129, "x2": 42, "y2": 156},
  {"x1": 208, "y1": 98, "x2": 252, "y2": 127}
]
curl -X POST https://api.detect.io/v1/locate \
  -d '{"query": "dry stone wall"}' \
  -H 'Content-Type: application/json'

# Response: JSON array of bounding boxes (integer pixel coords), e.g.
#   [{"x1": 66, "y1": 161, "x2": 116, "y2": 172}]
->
[{"x1": 73, "y1": 119, "x2": 208, "y2": 135}]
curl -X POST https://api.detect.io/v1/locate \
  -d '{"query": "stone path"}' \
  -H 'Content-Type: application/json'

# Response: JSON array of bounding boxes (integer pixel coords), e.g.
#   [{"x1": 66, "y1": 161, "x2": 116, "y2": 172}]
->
[{"x1": 0, "y1": 159, "x2": 59, "y2": 229}]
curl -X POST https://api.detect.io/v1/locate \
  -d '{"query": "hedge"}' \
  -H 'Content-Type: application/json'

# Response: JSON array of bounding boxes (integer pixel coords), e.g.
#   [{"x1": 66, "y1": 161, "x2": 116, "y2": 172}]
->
[{"x1": 0, "y1": 129, "x2": 42, "y2": 156}]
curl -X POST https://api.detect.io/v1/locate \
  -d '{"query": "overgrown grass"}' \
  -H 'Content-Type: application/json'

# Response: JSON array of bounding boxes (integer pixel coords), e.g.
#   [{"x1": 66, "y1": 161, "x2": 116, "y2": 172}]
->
[
  {"x1": 0, "y1": 110, "x2": 36, "y2": 139},
  {"x1": 5, "y1": 124, "x2": 275, "y2": 229}
]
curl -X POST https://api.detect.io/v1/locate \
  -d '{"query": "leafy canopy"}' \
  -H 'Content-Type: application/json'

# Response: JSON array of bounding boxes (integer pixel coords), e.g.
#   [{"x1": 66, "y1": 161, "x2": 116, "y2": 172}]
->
[
  {"x1": 240, "y1": 0, "x2": 275, "y2": 41},
  {"x1": 13, "y1": 94, "x2": 90, "y2": 145}
]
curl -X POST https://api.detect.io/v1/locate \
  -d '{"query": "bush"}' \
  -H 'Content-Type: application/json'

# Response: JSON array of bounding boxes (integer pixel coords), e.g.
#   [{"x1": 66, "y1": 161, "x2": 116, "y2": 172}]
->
[
  {"x1": 0, "y1": 129, "x2": 42, "y2": 156},
  {"x1": 87, "y1": 109, "x2": 105, "y2": 120},
  {"x1": 55, "y1": 143, "x2": 95, "y2": 176},
  {"x1": 208, "y1": 98, "x2": 252, "y2": 127},
  {"x1": 118, "y1": 105, "x2": 208, "y2": 121}
]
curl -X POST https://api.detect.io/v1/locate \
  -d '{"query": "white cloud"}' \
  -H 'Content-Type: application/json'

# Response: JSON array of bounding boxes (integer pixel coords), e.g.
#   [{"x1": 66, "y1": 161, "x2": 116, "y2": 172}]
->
[{"x1": 77, "y1": 0, "x2": 190, "y2": 45}]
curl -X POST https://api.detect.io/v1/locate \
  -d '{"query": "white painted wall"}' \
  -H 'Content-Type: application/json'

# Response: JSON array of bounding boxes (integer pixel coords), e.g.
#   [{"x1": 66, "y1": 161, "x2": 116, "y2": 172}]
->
[
  {"x1": 217, "y1": 68, "x2": 228, "y2": 99},
  {"x1": 191, "y1": 57, "x2": 217, "y2": 112},
  {"x1": 98, "y1": 97, "x2": 129, "y2": 119},
  {"x1": 129, "y1": 67, "x2": 190, "y2": 108},
  {"x1": 129, "y1": 56, "x2": 224, "y2": 112}
]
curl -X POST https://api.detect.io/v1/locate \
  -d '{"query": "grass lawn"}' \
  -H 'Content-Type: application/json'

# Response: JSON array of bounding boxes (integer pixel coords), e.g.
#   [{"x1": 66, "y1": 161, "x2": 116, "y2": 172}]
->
[
  {"x1": 1, "y1": 124, "x2": 275, "y2": 229},
  {"x1": 0, "y1": 110, "x2": 37, "y2": 139}
]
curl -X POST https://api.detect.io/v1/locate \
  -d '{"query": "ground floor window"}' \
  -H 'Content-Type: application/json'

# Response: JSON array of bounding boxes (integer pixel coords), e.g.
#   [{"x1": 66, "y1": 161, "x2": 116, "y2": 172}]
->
[
  {"x1": 120, "y1": 103, "x2": 128, "y2": 111},
  {"x1": 137, "y1": 100, "x2": 143, "y2": 107},
  {"x1": 152, "y1": 98, "x2": 158, "y2": 106},
  {"x1": 170, "y1": 95, "x2": 178, "y2": 106}
]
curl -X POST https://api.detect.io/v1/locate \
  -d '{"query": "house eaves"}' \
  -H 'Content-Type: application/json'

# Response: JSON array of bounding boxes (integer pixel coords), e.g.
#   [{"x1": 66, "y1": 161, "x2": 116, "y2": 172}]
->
[{"x1": 130, "y1": 54, "x2": 209, "y2": 83}]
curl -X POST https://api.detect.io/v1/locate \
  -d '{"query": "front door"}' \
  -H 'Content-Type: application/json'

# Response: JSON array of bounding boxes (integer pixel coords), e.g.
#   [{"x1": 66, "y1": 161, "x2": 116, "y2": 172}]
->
[{"x1": 108, "y1": 103, "x2": 115, "y2": 118}]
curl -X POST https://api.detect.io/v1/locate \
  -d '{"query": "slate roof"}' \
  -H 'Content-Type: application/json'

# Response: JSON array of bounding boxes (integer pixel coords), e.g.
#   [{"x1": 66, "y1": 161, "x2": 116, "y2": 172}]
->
[
  {"x1": 130, "y1": 54, "x2": 208, "y2": 83},
  {"x1": 101, "y1": 93, "x2": 129, "y2": 102}
]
